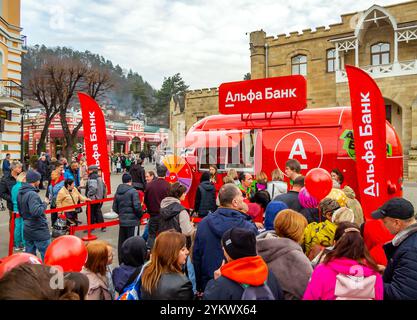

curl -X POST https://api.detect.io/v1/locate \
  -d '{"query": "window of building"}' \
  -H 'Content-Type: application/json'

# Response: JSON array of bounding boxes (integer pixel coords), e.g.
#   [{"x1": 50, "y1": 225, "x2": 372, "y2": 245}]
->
[
  {"x1": 291, "y1": 55, "x2": 307, "y2": 76},
  {"x1": 327, "y1": 49, "x2": 337, "y2": 72},
  {"x1": 371, "y1": 43, "x2": 390, "y2": 66}
]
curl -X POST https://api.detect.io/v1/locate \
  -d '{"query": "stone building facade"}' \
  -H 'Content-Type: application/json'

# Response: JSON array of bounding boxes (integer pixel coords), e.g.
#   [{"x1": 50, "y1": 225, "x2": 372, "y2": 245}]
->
[{"x1": 170, "y1": 1, "x2": 417, "y2": 179}]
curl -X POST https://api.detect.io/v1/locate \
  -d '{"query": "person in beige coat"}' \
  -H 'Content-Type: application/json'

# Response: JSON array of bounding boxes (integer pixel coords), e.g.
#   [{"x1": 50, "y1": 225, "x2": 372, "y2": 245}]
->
[
  {"x1": 343, "y1": 186, "x2": 364, "y2": 226},
  {"x1": 256, "y1": 209, "x2": 313, "y2": 300},
  {"x1": 56, "y1": 178, "x2": 90, "y2": 225}
]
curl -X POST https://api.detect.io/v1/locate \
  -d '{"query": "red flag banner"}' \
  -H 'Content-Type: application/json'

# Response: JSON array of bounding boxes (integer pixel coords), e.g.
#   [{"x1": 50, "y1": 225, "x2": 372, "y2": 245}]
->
[
  {"x1": 77, "y1": 93, "x2": 111, "y2": 195},
  {"x1": 345, "y1": 65, "x2": 387, "y2": 219}
]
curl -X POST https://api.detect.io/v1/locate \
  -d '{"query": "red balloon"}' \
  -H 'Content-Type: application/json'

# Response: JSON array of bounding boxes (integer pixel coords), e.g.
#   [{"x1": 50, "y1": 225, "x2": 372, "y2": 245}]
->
[
  {"x1": 305, "y1": 168, "x2": 333, "y2": 201},
  {"x1": 0, "y1": 253, "x2": 42, "y2": 279},
  {"x1": 44, "y1": 235, "x2": 88, "y2": 272}
]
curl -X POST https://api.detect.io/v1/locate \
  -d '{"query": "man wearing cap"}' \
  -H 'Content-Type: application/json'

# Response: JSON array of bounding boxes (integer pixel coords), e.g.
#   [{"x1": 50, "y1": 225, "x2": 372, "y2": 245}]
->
[
  {"x1": 17, "y1": 170, "x2": 50, "y2": 261},
  {"x1": 203, "y1": 227, "x2": 283, "y2": 300},
  {"x1": 193, "y1": 184, "x2": 258, "y2": 294},
  {"x1": 86, "y1": 165, "x2": 107, "y2": 232},
  {"x1": 113, "y1": 173, "x2": 143, "y2": 263},
  {"x1": 372, "y1": 197, "x2": 417, "y2": 300}
]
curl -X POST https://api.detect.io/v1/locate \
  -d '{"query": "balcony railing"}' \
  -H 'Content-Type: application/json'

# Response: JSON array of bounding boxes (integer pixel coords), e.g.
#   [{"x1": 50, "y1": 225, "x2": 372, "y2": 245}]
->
[
  {"x1": 0, "y1": 80, "x2": 23, "y2": 101},
  {"x1": 336, "y1": 60, "x2": 417, "y2": 83},
  {"x1": 21, "y1": 35, "x2": 27, "y2": 50}
]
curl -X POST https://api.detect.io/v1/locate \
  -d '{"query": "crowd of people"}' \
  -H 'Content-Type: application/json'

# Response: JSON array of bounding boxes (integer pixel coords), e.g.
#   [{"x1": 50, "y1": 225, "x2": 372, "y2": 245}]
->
[{"x1": 1, "y1": 155, "x2": 417, "y2": 301}]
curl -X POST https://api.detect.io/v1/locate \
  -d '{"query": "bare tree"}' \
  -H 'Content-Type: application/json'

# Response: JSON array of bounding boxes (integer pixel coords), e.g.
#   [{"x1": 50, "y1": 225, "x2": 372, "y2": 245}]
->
[{"x1": 24, "y1": 60, "x2": 59, "y2": 155}]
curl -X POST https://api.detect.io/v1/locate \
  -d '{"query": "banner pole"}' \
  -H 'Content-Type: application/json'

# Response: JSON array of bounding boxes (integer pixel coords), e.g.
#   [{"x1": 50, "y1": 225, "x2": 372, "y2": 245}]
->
[
  {"x1": 8, "y1": 213, "x2": 15, "y2": 256},
  {"x1": 82, "y1": 201, "x2": 97, "y2": 241}
]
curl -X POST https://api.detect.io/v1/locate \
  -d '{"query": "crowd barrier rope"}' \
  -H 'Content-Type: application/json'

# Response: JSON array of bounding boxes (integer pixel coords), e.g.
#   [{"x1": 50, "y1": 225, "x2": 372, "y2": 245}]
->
[{"x1": 8, "y1": 197, "x2": 200, "y2": 256}]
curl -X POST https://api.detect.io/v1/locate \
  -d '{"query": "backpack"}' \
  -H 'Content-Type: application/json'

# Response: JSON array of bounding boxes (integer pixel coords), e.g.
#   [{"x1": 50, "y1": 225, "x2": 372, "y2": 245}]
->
[
  {"x1": 241, "y1": 283, "x2": 275, "y2": 300},
  {"x1": 117, "y1": 263, "x2": 148, "y2": 300},
  {"x1": 334, "y1": 274, "x2": 377, "y2": 300},
  {"x1": 52, "y1": 215, "x2": 69, "y2": 238}
]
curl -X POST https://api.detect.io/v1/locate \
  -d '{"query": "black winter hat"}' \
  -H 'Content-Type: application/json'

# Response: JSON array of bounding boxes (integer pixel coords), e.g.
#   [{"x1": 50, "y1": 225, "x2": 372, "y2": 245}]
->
[
  {"x1": 26, "y1": 170, "x2": 41, "y2": 183},
  {"x1": 221, "y1": 227, "x2": 257, "y2": 260}
]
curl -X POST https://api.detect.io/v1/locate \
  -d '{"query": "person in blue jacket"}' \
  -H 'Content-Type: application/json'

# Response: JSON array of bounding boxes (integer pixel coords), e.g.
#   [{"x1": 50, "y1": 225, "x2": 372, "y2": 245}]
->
[
  {"x1": 372, "y1": 197, "x2": 417, "y2": 300},
  {"x1": 193, "y1": 183, "x2": 259, "y2": 294},
  {"x1": 64, "y1": 161, "x2": 81, "y2": 188},
  {"x1": 11, "y1": 172, "x2": 26, "y2": 251},
  {"x1": 17, "y1": 170, "x2": 51, "y2": 261}
]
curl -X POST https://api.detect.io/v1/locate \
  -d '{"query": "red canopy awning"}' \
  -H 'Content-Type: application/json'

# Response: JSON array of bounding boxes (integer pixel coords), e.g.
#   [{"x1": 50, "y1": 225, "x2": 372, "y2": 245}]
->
[
  {"x1": 177, "y1": 131, "x2": 243, "y2": 149},
  {"x1": 114, "y1": 135, "x2": 130, "y2": 142}
]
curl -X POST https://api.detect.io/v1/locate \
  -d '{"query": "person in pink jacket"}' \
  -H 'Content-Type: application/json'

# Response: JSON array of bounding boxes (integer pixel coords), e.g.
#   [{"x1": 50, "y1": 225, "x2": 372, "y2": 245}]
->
[{"x1": 303, "y1": 222, "x2": 383, "y2": 300}]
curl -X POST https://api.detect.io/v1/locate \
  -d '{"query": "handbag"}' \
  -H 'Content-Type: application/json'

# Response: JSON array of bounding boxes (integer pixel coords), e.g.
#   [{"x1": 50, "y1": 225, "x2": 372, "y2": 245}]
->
[{"x1": 69, "y1": 190, "x2": 82, "y2": 214}]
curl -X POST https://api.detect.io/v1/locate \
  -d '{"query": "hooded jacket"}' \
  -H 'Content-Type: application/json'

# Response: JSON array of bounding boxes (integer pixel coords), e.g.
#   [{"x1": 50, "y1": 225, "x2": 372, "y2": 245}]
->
[
  {"x1": 159, "y1": 197, "x2": 194, "y2": 236},
  {"x1": 112, "y1": 236, "x2": 147, "y2": 294},
  {"x1": 256, "y1": 231, "x2": 313, "y2": 300},
  {"x1": 17, "y1": 183, "x2": 50, "y2": 241},
  {"x1": 303, "y1": 258, "x2": 383, "y2": 300},
  {"x1": 81, "y1": 267, "x2": 112, "y2": 300},
  {"x1": 363, "y1": 220, "x2": 393, "y2": 266},
  {"x1": 193, "y1": 207, "x2": 259, "y2": 292},
  {"x1": 194, "y1": 181, "x2": 217, "y2": 217},
  {"x1": 112, "y1": 184, "x2": 142, "y2": 227},
  {"x1": 343, "y1": 186, "x2": 364, "y2": 226},
  {"x1": 129, "y1": 164, "x2": 146, "y2": 191},
  {"x1": 383, "y1": 223, "x2": 417, "y2": 300},
  {"x1": 203, "y1": 256, "x2": 284, "y2": 300},
  {"x1": 64, "y1": 168, "x2": 81, "y2": 187},
  {"x1": 87, "y1": 172, "x2": 107, "y2": 200}
]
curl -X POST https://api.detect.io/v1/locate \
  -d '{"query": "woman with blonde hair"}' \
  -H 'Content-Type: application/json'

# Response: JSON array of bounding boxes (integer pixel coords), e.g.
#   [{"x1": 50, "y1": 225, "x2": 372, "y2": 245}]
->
[
  {"x1": 226, "y1": 169, "x2": 239, "y2": 185},
  {"x1": 81, "y1": 240, "x2": 112, "y2": 300},
  {"x1": 141, "y1": 230, "x2": 193, "y2": 300},
  {"x1": 256, "y1": 209, "x2": 312, "y2": 300},
  {"x1": 56, "y1": 178, "x2": 90, "y2": 225},
  {"x1": 267, "y1": 168, "x2": 287, "y2": 200},
  {"x1": 79, "y1": 157, "x2": 88, "y2": 189}
]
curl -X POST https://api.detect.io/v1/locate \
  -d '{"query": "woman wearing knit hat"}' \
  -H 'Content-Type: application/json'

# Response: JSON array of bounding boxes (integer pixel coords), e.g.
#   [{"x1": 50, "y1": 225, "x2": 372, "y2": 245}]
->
[{"x1": 203, "y1": 227, "x2": 284, "y2": 300}]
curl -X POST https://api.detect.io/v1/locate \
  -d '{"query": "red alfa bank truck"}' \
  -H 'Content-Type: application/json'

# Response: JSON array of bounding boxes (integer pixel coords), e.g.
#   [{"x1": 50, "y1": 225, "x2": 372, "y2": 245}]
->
[{"x1": 173, "y1": 76, "x2": 403, "y2": 207}]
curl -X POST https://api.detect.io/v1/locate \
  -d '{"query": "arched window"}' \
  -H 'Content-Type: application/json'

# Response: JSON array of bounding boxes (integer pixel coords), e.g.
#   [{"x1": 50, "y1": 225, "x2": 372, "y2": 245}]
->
[
  {"x1": 371, "y1": 43, "x2": 390, "y2": 66},
  {"x1": 291, "y1": 55, "x2": 307, "y2": 76},
  {"x1": 326, "y1": 49, "x2": 339, "y2": 73}
]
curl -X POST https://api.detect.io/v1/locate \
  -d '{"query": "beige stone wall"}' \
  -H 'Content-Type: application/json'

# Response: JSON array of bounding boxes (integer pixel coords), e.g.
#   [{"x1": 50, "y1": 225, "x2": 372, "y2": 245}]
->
[{"x1": 169, "y1": 89, "x2": 219, "y2": 152}]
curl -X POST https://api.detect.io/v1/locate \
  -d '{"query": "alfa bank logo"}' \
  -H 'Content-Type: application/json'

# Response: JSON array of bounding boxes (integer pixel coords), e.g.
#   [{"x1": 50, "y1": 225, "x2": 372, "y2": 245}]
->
[{"x1": 274, "y1": 131, "x2": 323, "y2": 176}]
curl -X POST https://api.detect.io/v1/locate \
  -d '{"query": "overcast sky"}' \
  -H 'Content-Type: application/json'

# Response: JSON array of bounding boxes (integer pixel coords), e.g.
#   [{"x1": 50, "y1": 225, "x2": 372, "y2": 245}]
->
[{"x1": 22, "y1": 0, "x2": 403, "y2": 90}]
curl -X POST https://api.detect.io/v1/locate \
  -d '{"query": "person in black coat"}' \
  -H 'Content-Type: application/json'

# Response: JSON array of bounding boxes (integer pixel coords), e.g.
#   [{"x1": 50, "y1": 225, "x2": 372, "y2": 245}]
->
[
  {"x1": 204, "y1": 228, "x2": 284, "y2": 300},
  {"x1": 0, "y1": 160, "x2": 22, "y2": 226},
  {"x1": 272, "y1": 176, "x2": 304, "y2": 212},
  {"x1": 371, "y1": 198, "x2": 417, "y2": 300},
  {"x1": 129, "y1": 159, "x2": 146, "y2": 191},
  {"x1": 112, "y1": 173, "x2": 143, "y2": 263},
  {"x1": 141, "y1": 231, "x2": 193, "y2": 300},
  {"x1": 36, "y1": 155, "x2": 48, "y2": 190},
  {"x1": 17, "y1": 170, "x2": 51, "y2": 261},
  {"x1": 112, "y1": 236, "x2": 148, "y2": 294},
  {"x1": 194, "y1": 172, "x2": 217, "y2": 218}
]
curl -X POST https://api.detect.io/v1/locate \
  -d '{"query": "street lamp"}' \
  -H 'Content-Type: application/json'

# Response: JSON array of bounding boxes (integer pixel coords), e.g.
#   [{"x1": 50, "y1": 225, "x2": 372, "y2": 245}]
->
[{"x1": 20, "y1": 104, "x2": 30, "y2": 164}]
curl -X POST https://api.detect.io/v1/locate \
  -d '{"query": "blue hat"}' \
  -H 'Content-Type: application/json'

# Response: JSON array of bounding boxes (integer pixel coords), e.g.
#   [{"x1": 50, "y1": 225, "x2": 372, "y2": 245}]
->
[
  {"x1": 264, "y1": 201, "x2": 288, "y2": 231},
  {"x1": 26, "y1": 170, "x2": 42, "y2": 183}
]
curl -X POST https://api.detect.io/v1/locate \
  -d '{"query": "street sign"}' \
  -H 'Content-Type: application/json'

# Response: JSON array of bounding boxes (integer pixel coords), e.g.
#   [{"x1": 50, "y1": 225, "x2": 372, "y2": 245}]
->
[
  {"x1": 219, "y1": 75, "x2": 307, "y2": 114},
  {"x1": 0, "y1": 109, "x2": 12, "y2": 120}
]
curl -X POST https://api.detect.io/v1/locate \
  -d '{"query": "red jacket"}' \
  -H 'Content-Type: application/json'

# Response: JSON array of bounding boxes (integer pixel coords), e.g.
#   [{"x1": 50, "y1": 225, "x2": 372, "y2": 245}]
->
[{"x1": 363, "y1": 220, "x2": 394, "y2": 266}]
